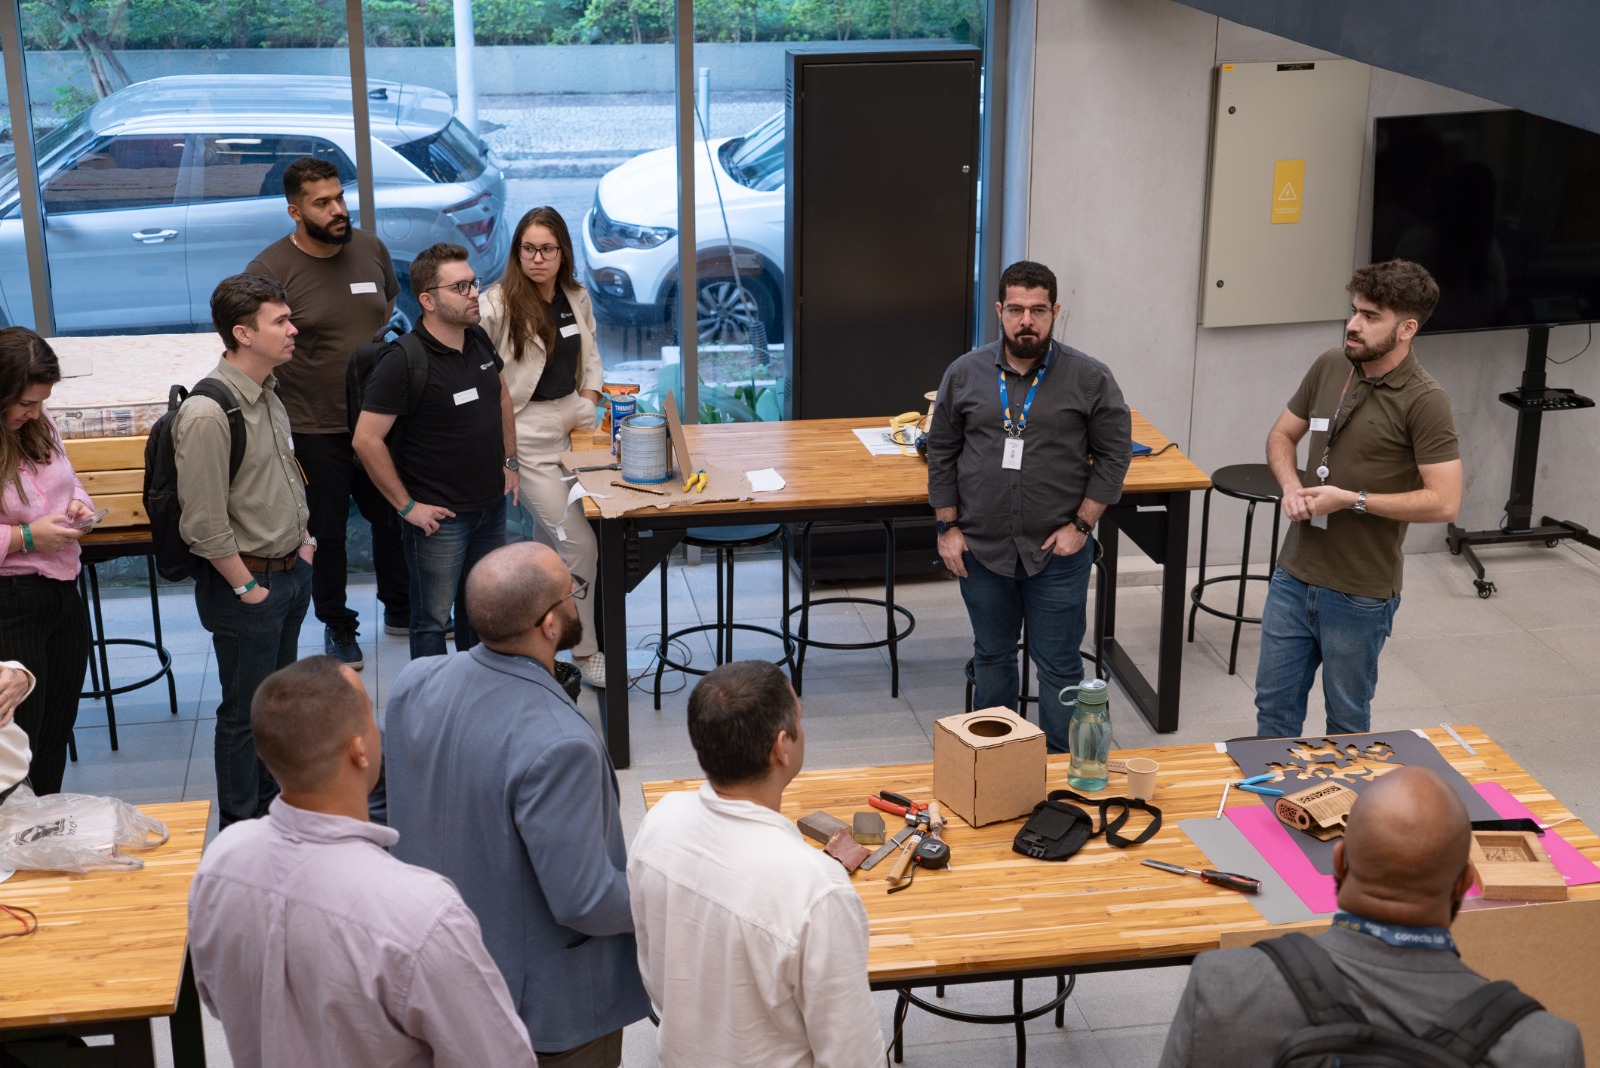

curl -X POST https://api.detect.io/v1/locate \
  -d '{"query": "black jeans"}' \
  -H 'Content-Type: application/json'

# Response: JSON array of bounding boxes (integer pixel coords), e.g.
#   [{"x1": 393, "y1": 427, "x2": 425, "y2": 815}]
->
[
  {"x1": 294, "y1": 431, "x2": 409, "y2": 629},
  {"x1": 0, "y1": 574, "x2": 89, "y2": 795}
]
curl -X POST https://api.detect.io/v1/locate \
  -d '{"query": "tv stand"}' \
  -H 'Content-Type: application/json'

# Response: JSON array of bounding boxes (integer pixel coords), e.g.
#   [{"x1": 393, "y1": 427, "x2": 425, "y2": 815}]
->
[{"x1": 1446, "y1": 326, "x2": 1600, "y2": 597}]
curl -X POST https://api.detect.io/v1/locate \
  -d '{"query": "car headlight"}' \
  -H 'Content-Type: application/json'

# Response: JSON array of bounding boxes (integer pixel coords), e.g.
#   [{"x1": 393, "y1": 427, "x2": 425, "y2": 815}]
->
[{"x1": 590, "y1": 194, "x2": 675, "y2": 251}]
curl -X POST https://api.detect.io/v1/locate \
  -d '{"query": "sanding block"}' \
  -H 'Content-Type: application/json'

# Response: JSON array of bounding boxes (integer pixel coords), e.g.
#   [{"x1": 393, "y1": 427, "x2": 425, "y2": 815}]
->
[{"x1": 798, "y1": 811, "x2": 850, "y2": 845}]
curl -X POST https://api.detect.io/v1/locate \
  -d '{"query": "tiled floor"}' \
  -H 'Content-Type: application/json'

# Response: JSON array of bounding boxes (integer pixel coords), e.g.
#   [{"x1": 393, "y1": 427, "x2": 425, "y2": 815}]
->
[{"x1": 59, "y1": 537, "x2": 1600, "y2": 1067}]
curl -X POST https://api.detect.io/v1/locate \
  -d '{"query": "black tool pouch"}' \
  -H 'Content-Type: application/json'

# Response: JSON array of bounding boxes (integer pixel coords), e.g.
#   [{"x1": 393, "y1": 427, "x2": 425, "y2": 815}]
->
[{"x1": 1012, "y1": 789, "x2": 1163, "y2": 860}]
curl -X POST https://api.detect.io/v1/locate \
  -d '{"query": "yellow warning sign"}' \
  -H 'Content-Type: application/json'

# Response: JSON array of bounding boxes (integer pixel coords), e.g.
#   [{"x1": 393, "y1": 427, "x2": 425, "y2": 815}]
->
[{"x1": 1272, "y1": 159, "x2": 1305, "y2": 225}]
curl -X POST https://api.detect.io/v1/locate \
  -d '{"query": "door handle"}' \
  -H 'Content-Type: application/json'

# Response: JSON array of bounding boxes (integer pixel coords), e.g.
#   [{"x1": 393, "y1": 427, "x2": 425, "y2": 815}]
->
[{"x1": 130, "y1": 229, "x2": 178, "y2": 244}]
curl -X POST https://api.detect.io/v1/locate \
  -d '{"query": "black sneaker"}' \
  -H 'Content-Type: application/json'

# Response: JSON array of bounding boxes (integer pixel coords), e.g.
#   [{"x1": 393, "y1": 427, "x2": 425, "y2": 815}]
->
[
  {"x1": 325, "y1": 625, "x2": 364, "y2": 670},
  {"x1": 383, "y1": 612, "x2": 409, "y2": 637},
  {"x1": 553, "y1": 660, "x2": 583, "y2": 701}
]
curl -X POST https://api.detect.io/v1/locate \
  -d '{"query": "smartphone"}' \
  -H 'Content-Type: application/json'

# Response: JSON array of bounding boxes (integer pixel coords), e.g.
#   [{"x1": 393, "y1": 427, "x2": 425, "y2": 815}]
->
[{"x1": 70, "y1": 508, "x2": 110, "y2": 530}]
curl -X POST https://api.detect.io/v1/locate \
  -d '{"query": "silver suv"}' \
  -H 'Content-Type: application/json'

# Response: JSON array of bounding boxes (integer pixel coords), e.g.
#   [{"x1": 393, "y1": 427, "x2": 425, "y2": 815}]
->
[{"x1": 0, "y1": 75, "x2": 510, "y2": 334}]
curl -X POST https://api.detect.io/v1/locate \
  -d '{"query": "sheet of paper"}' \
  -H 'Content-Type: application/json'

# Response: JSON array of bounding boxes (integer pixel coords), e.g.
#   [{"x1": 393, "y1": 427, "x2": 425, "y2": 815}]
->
[
  {"x1": 1179, "y1": 816, "x2": 1323, "y2": 926},
  {"x1": 746, "y1": 468, "x2": 786, "y2": 492},
  {"x1": 851, "y1": 427, "x2": 910, "y2": 457}
]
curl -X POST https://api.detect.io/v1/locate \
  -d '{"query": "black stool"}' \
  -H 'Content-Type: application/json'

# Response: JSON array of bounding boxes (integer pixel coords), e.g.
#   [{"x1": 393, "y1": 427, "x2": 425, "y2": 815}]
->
[
  {"x1": 783, "y1": 520, "x2": 915, "y2": 697},
  {"x1": 893, "y1": 975, "x2": 1076, "y2": 1068},
  {"x1": 961, "y1": 540, "x2": 1110, "y2": 713},
  {"x1": 1187, "y1": 463, "x2": 1283, "y2": 675},
  {"x1": 653, "y1": 525, "x2": 795, "y2": 707},
  {"x1": 70, "y1": 548, "x2": 179, "y2": 759}
]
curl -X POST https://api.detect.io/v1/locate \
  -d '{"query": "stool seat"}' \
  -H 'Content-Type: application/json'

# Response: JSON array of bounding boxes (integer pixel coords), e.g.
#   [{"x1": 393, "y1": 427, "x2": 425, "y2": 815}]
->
[
  {"x1": 1210, "y1": 463, "x2": 1283, "y2": 503},
  {"x1": 684, "y1": 524, "x2": 782, "y2": 547}
]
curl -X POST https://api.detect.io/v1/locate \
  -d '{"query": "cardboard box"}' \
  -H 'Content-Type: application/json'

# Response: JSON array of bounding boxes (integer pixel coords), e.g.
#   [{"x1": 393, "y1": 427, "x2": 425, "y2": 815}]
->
[{"x1": 932, "y1": 708, "x2": 1047, "y2": 827}]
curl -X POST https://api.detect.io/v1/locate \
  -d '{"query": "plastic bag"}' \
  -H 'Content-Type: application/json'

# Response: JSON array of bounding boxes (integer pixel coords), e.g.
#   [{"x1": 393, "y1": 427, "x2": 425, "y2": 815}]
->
[{"x1": 0, "y1": 786, "x2": 169, "y2": 873}]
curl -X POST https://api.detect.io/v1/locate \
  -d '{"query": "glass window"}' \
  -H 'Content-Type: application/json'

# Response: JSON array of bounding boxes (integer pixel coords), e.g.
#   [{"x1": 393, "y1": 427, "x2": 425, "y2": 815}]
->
[
  {"x1": 41, "y1": 134, "x2": 185, "y2": 214},
  {"x1": 196, "y1": 135, "x2": 355, "y2": 203},
  {"x1": 395, "y1": 117, "x2": 488, "y2": 184}
]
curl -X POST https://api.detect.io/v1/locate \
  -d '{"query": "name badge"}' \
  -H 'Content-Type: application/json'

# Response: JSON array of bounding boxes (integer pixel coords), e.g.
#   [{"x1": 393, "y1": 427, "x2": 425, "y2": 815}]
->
[
  {"x1": 1310, "y1": 417, "x2": 1330, "y2": 432},
  {"x1": 560, "y1": 323, "x2": 581, "y2": 338},
  {"x1": 1310, "y1": 512, "x2": 1329, "y2": 529},
  {"x1": 1002, "y1": 437, "x2": 1024, "y2": 470},
  {"x1": 350, "y1": 281, "x2": 378, "y2": 295},
  {"x1": 452, "y1": 387, "x2": 479, "y2": 406}
]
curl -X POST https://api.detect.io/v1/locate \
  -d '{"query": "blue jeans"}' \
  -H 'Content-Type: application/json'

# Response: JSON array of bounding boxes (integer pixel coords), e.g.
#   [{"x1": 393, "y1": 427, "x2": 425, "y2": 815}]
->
[
  {"x1": 1254, "y1": 567, "x2": 1399, "y2": 738},
  {"x1": 959, "y1": 544, "x2": 1093, "y2": 754},
  {"x1": 401, "y1": 498, "x2": 507, "y2": 659},
  {"x1": 193, "y1": 557, "x2": 312, "y2": 829}
]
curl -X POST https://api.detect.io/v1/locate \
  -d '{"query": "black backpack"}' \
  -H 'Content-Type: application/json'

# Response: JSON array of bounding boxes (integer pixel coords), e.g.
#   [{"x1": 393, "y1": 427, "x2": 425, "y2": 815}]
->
[
  {"x1": 345, "y1": 329, "x2": 429, "y2": 450},
  {"x1": 142, "y1": 379, "x2": 246, "y2": 582},
  {"x1": 1257, "y1": 932, "x2": 1543, "y2": 1067}
]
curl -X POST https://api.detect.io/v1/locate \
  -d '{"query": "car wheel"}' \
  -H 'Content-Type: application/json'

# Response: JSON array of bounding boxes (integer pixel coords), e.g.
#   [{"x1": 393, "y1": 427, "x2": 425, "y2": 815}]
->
[{"x1": 694, "y1": 272, "x2": 782, "y2": 347}]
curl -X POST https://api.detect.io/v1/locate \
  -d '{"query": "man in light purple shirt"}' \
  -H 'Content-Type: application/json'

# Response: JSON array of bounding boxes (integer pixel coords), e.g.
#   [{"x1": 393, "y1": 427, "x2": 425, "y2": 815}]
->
[{"x1": 188, "y1": 655, "x2": 537, "y2": 1068}]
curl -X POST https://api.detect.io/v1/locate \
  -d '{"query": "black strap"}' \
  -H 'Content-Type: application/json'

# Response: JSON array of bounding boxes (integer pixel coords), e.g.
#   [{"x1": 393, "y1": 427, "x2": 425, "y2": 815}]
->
[
  {"x1": 395, "y1": 331, "x2": 429, "y2": 418},
  {"x1": 1257, "y1": 933, "x2": 1369, "y2": 1028},
  {"x1": 187, "y1": 378, "x2": 246, "y2": 483},
  {"x1": 1422, "y1": 979, "x2": 1542, "y2": 1063},
  {"x1": 1048, "y1": 789, "x2": 1163, "y2": 848}
]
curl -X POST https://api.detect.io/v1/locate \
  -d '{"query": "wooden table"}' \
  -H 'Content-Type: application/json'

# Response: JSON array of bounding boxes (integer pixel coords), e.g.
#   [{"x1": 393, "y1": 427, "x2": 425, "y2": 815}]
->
[
  {"x1": 584, "y1": 412, "x2": 1210, "y2": 766},
  {"x1": 641, "y1": 727, "x2": 1600, "y2": 987},
  {"x1": 0, "y1": 800, "x2": 210, "y2": 1066}
]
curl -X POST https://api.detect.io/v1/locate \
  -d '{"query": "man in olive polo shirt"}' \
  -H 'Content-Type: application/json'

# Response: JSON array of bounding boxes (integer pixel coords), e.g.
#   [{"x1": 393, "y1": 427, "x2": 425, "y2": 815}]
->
[
  {"x1": 176, "y1": 274, "x2": 315, "y2": 829},
  {"x1": 1255, "y1": 260, "x2": 1462, "y2": 738}
]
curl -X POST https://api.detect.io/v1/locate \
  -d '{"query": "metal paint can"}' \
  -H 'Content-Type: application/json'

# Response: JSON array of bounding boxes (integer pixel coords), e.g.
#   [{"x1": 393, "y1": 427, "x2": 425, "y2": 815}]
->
[
  {"x1": 609, "y1": 395, "x2": 636, "y2": 455},
  {"x1": 619, "y1": 413, "x2": 671, "y2": 484}
]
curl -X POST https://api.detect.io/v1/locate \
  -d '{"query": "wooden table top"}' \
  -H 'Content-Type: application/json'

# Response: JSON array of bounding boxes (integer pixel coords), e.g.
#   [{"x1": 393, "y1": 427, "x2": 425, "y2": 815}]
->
[
  {"x1": 641, "y1": 727, "x2": 1598, "y2": 984},
  {"x1": 577, "y1": 410, "x2": 1210, "y2": 519},
  {"x1": 0, "y1": 800, "x2": 209, "y2": 1028}
]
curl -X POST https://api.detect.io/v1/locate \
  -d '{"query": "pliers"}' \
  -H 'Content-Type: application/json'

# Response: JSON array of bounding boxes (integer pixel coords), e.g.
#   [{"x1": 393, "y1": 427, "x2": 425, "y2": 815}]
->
[
  {"x1": 867, "y1": 790, "x2": 927, "y2": 818},
  {"x1": 1235, "y1": 773, "x2": 1284, "y2": 797}
]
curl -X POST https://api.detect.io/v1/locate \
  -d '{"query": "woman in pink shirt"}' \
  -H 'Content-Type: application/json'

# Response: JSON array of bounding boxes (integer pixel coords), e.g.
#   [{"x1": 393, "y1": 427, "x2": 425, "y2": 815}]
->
[{"x1": 0, "y1": 328, "x2": 95, "y2": 793}]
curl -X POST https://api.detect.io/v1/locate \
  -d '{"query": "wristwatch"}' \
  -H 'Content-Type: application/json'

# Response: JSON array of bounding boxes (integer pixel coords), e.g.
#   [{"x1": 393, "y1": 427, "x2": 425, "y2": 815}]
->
[
  {"x1": 1070, "y1": 515, "x2": 1095, "y2": 536},
  {"x1": 301, "y1": 535, "x2": 318, "y2": 550},
  {"x1": 503, "y1": 456, "x2": 521, "y2": 471},
  {"x1": 1353, "y1": 490, "x2": 1369, "y2": 516},
  {"x1": 934, "y1": 520, "x2": 958, "y2": 536}
]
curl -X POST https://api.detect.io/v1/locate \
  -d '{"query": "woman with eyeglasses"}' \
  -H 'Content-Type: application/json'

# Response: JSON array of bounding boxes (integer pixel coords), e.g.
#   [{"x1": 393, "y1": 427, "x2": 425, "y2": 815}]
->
[
  {"x1": 481, "y1": 206, "x2": 607, "y2": 689},
  {"x1": 0, "y1": 327, "x2": 95, "y2": 794}
]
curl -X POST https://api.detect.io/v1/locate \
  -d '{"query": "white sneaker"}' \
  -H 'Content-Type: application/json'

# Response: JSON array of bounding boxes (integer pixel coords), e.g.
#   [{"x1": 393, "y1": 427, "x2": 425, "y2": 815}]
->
[{"x1": 577, "y1": 652, "x2": 607, "y2": 689}]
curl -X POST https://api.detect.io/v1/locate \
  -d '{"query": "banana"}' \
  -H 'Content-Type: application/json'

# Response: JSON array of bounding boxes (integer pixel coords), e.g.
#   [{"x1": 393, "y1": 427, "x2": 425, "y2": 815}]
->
[{"x1": 890, "y1": 411, "x2": 924, "y2": 427}]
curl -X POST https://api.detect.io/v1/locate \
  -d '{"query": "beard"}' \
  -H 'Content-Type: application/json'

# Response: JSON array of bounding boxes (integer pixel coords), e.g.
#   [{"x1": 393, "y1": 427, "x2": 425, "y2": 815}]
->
[
  {"x1": 1003, "y1": 330, "x2": 1051, "y2": 365},
  {"x1": 304, "y1": 214, "x2": 353, "y2": 246},
  {"x1": 555, "y1": 608, "x2": 583, "y2": 653},
  {"x1": 1346, "y1": 322, "x2": 1400, "y2": 365},
  {"x1": 434, "y1": 300, "x2": 481, "y2": 328}
]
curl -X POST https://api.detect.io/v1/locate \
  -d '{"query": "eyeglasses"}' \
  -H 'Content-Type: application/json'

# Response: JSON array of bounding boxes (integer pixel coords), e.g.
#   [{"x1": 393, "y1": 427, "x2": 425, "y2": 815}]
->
[
  {"x1": 519, "y1": 244, "x2": 562, "y2": 261},
  {"x1": 1000, "y1": 303, "x2": 1053, "y2": 321},
  {"x1": 535, "y1": 574, "x2": 589, "y2": 622},
  {"x1": 426, "y1": 277, "x2": 482, "y2": 297}
]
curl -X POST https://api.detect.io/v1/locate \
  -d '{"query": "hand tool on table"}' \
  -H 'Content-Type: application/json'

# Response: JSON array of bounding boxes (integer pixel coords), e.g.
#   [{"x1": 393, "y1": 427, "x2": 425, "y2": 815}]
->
[
  {"x1": 680, "y1": 469, "x2": 707, "y2": 493},
  {"x1": 923, "y1": 801, "x2": 954, "y2": 869},
  {"x1": 887, "y1": 835, "x2": 951, "y2": 894},
  {"x1": 610, "y1": 480, "x2": 667, "y2": 495},
  {"x1": 867, "y1": 791, "x2": 928, "y2": 819},
  {"x1": 1142, "y1": 858, "x2": 1261, "y2": 894},
  {"x1": 571, "y1": 462, "x2": 621, "y2": 473},
  {"x1": 1234, "y1": 773, "x2": 1284, "y2": 797},
  {"x1": 1439, "y1": 722, "x2": 1477, "y2": 755},
  {"x1": 860, "y1": 825, "x2": 917, "y2": 871}
]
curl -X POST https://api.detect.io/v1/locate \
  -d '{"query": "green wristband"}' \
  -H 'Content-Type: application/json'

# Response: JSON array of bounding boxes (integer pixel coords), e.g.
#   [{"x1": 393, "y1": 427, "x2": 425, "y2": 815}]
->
[
  {"x1": 399, "y1": 499, "x2": 416, "y2": 517},
  {"x1": 19, "y1": 523, "x2": 33, "y2": 553}
]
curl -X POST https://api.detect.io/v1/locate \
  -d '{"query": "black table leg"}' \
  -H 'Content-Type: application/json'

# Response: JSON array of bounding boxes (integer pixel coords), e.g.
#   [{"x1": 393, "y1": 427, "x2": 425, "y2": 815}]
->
[
  {"x1": 597, "y1": 518, "x2": 631, "y2": 769},
  {"x1": 168, "y1": 949, "x2": 208, "y2": 1067},
  {"x1": 1154, "y1": 491, "x2": 1191, "y2": 732}
]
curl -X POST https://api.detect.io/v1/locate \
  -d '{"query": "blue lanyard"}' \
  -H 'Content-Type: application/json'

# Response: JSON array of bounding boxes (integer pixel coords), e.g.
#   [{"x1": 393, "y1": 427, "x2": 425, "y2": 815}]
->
[
  {"x1": 1333, "y1": 912, "x2": 1457, "y2": 954},
  {"x1": 999, "y1": 347, "x2": 1053, "y2": 438}
]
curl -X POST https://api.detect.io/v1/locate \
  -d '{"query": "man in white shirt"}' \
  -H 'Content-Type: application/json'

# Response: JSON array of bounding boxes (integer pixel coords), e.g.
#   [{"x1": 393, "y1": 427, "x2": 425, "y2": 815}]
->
[
  {"x1": 628, "y1": 660, "x2": 885, "y2": 1068},
  {"x1": 188, "y1": 655, "x2": 537, "y2": 1068}
]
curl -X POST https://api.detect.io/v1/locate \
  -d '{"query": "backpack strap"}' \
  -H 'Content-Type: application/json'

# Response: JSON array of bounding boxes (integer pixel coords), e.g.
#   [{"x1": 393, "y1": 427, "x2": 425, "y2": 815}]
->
[
  {"x1": 396, "y1": 332, "x2": 429, "y2": 418},
  {"x1": 1256, "y1": 933, "x2": 1369, "y2": 1028},
  {"x1": 1421, "y1": 980, "x2": 1542, "y2": 1064},
  {"x1": 187, "y1": 378, "x2": 247, "y2": 483},
  {"x1": 1048, "y1": 789, "x2": 1163, "y2": 847}
]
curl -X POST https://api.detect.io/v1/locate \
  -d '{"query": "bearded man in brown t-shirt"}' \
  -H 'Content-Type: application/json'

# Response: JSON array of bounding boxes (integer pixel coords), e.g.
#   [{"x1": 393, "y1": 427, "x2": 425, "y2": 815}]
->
[{"x1": 1254, "y1": 261, "x2": 1462, "y2": 739}]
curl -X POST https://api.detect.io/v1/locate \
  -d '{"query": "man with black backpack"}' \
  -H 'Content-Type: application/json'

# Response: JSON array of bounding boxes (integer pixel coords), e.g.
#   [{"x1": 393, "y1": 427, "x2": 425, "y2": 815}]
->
[
  {"x1": 1158, "y1": 766, "x2": 1582, "y2": 1067},
  {"x1": 175, "y1": 274, "x2": 314, "y2": 830}
]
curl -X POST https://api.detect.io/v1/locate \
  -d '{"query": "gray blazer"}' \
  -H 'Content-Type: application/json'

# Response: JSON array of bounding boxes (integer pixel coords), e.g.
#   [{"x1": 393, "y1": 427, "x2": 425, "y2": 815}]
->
[{"x1": 384, "y1": 645, "x2": 649, "y2": 1052}]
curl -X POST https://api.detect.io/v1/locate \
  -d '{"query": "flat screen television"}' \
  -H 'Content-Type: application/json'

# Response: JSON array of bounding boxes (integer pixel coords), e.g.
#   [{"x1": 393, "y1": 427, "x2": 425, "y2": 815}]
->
[{"x1": 1371, "y1": 109, "x2": 1600, "y2": 333}]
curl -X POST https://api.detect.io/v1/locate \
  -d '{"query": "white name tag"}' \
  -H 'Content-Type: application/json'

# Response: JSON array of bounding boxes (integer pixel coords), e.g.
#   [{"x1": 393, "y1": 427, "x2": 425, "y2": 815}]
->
[
  {"x1": 1310, "y1": 512, "x2": 1329, "y2": 529},
  {"x1": 350, "y1": 281, "x2": 378, "y2": 295},
  {"x1": 452, "y1": 387, "x2": 479, "y2": 406},
  {"x1": 560, "y1": 323, "x2": 581, "y2": 338},
  {"x1": 1002, "y1": 437, "x2": 1024, "y2": 470},
  {"x1": 1310, "y1": 417, "x2": 1330, "y2": 432}
]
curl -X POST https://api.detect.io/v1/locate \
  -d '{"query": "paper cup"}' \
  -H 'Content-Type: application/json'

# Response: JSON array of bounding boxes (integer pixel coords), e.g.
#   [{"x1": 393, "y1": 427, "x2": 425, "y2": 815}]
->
[{"x1": 1125, "y1": 756, "x2": 1159, "y2": 800}]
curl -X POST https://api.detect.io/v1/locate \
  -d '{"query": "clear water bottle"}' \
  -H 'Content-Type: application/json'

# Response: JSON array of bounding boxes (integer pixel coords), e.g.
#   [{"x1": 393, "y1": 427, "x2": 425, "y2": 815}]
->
[{"x1": 1062, "y1": 678, "x2": 1111, "y2": 792}]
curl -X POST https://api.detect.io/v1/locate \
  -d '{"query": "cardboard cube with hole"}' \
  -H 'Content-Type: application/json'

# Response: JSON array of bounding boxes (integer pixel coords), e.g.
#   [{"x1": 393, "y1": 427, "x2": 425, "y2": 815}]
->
[{"x1": 933, "y1": 707, "x2": 1047, "y2": 827}]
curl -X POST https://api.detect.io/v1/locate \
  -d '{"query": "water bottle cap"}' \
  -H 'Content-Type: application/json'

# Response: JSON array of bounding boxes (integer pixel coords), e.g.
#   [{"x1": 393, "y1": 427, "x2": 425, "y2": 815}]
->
[{"x1": 1060, "y1": 678, "x2": 1109, "y2": 706}]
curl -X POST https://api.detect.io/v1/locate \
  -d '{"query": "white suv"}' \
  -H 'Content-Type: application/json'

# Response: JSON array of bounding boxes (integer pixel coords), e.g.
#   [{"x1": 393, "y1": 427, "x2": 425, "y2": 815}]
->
[
  {"x1": 0, "y1": 75, "x2": 510, "y2": 334},
  {"x1": 583, "y1": 111, "x2": 786, "y2": 345}
]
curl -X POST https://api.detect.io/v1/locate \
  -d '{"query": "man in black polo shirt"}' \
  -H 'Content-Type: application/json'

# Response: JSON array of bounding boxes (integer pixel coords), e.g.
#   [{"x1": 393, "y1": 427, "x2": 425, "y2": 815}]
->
[{"x1": 353, "y1": 243, "x2": 518, "y2": 659}]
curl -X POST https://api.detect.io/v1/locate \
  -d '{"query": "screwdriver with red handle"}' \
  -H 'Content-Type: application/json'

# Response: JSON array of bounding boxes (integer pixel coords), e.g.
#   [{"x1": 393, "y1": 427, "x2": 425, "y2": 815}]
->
[{"x1": 1142, "y1": 858, "x2": 1261, "y2": 893}]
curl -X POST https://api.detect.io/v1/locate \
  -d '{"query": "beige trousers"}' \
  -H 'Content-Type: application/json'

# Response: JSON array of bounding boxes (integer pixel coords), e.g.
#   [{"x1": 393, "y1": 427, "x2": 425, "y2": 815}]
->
[{"x1": 514, "y1": 391, "x2": 600, "y2": 658}]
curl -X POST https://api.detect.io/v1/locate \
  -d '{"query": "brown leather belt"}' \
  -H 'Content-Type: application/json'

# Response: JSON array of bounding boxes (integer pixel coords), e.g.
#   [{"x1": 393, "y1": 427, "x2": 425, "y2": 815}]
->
[{"x1": 239, "y1": 552, "x2": 298, "y2": 574}]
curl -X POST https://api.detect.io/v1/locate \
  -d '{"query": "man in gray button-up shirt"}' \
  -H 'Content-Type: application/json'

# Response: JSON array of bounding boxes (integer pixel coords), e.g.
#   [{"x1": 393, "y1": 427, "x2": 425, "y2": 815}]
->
[{"x1": 927, "y1": 260, "x2": 1131, "y2": 752}]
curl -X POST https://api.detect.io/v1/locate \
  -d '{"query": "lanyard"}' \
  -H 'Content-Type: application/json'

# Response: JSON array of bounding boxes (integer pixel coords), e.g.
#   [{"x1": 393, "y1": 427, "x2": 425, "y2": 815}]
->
[
  {"x1": 1316, "y1": 368, "x2": 1370, "y2": 483},
  {"x1": 1333, "y1": 912, "x2": 1457, "y2": 954},
  {"x1": 999, "y1": 347, "x2": 1053, "y2": 438}
]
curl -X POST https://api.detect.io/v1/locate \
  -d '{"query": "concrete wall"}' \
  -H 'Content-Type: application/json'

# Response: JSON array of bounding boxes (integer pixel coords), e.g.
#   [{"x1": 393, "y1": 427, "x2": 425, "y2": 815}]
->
[
  {"x1": 13, "y1": 39, "x2": 951, "y2": 102},
  {"x1": 1028, "y1": 0, "x2": 1600, "y2": 569}
]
